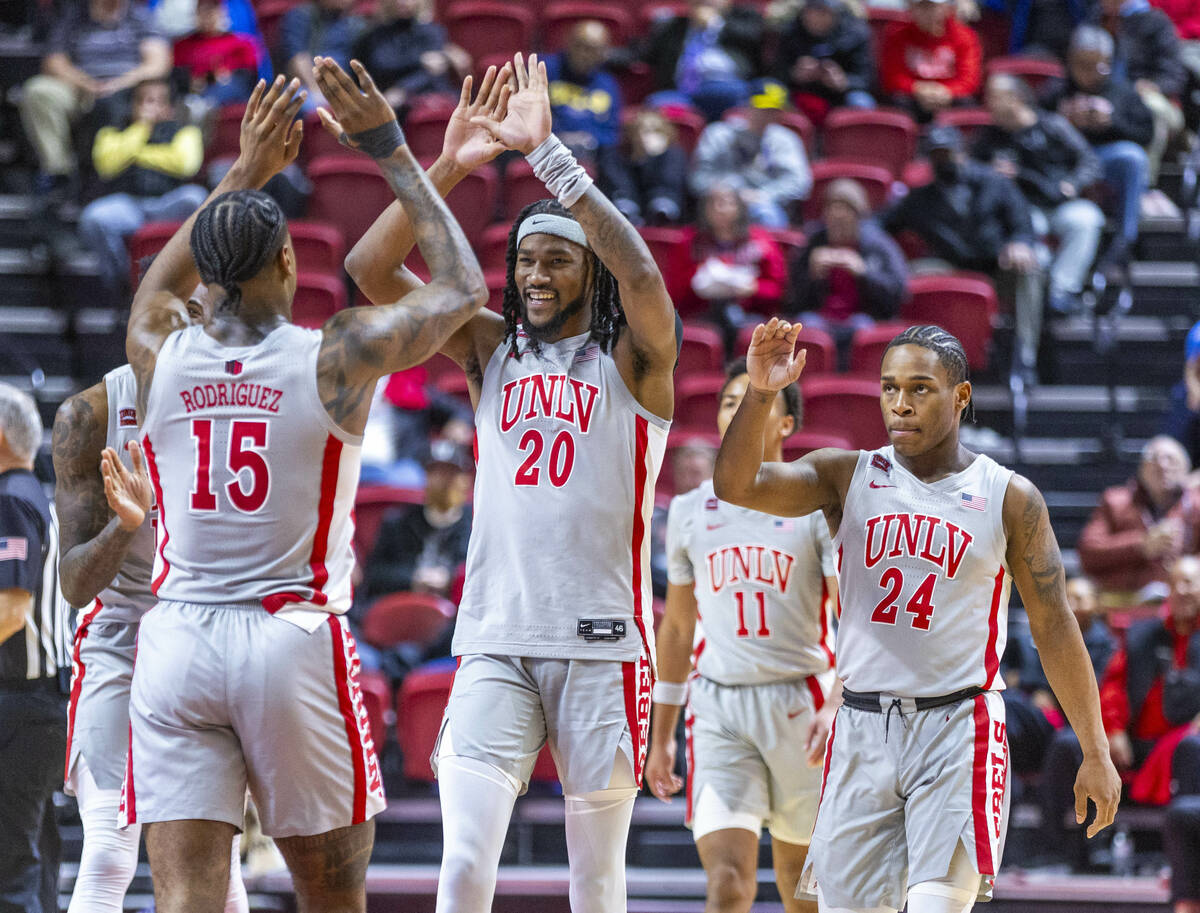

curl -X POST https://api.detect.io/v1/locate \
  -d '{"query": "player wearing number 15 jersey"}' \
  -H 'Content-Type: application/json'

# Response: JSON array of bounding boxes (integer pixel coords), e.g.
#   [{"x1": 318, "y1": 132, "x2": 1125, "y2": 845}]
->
[
  {"x1": 122, "y1": 65, "x2": 488, "y2": 913},
  {"x1": 645, "y1": 358, "x2": 839, "y2": 913},
  {"x1": 714, "y1": 322, "x2": 1122, "y2": 913}
]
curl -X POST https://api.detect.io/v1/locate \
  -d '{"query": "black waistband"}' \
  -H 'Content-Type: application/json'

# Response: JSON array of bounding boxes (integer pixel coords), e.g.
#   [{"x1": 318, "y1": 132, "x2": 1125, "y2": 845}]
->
[
  {"x1": 841, "y1": 685, "x2": 986, "y2": 713},
  {"x1": 0, "y1": 675, "x2": 66, "y2": 694}
]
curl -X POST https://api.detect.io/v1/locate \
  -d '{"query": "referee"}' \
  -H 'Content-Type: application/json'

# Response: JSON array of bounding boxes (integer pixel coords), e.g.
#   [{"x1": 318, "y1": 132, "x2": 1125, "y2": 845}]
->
[{"x1": 0, "y1": 383, "x2": 68, "y2": 913}]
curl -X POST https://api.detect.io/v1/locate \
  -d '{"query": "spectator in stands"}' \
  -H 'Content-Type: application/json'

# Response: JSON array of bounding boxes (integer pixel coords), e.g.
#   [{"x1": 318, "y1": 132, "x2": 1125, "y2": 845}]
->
[
  {"x1": 788, "y1": 177, "x2": 908, "y2": 359},
  {"x1": 1041, "y1": 25, "x2": 1154, "y2": 275},
  {"x1": 1093, "y1": 0, "x2": 1186, "y2": 194},
  {"x1": 989, "y1": 0, "x2": 1086, "y2": 59},
  {"x1": 76, "y1": 78, "x2": 206, "y2": 306},
  {"x1": 352, "y1": 0, "x2": 464, "y2": 113},
  {"x1": 878, "y1": 0, "x2": 982, "y2": 122},
  {"x1": 975, "y1": 72, "x2": 1106, "y2": 316},
  {"x1": 665, "y1": 183, "x2": 788, "y2": 328},
  {"x1": 638, "y1": 0, "x2": 765, "y2": 119},
  {"x1": 1166, "y1": 796, "x2": 1200, "y2": 913},
  {"x1": 1079, "y1": 435, "x2": 1200, "y2": 606},
  {"x1": 1041, "y1": 554, "x2": 1200, "y2": 866},
  {"x1": 691, "y1": 80, "x2": 812, "y2": 227},
  {"x1": 604, "y1": 108, "x2": 689, "y2": 226},
  {"x1": 1164, "y1": 320, "x2": 1200, "y2": 467},
  {"x1": 361, "y1": 439, "x2": 473, "y2": 604},
  {"x1": 278, "y1": 0, "x2": 366, "y2": 112},
  {"x1": 172, "y1": 0, "x2": 260, "y2": 116},
  {"x1": 881, "y1": 125, "x2": 1044, "y2": 383},
  {"x1": 19, "y1": 0, "x2": 171, "y2": 202},
  {"x1": 773, "y1": 0, "x2": 876, "y2": 125}
]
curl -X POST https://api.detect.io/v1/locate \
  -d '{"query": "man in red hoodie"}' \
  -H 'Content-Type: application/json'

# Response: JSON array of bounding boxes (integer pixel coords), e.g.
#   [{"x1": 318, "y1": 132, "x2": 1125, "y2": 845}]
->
[{"x1": 879, "y1": 0, "x2": 982, "y2": 121}]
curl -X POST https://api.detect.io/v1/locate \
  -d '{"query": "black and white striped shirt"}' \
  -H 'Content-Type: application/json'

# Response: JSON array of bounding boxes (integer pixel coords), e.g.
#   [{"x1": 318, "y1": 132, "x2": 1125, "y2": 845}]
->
[{"x1": 0, "y1": 469, "x2": 68, "y2": 688}]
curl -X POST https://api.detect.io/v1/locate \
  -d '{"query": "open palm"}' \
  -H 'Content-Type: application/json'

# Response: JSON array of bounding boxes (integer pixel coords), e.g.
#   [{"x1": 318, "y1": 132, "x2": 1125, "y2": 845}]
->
[
  {"x1": 101, "y1": 443, "x2": 153, "y2": 530},
  {"x1": 443, "y1": 64, "x2": 512, "y2": 171},
  {"x1": 470, "y1": 52, "x2": 552, "y2": 155},
  {"x1": 746, "y1": 319, "x2": 807, "y2": 392}
]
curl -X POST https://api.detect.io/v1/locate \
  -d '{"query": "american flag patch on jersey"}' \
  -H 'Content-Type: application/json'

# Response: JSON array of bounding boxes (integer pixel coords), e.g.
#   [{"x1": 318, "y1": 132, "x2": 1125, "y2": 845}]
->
[
  {"x1": 574, "y1": 345, "x2": 599, "y2": 363},
  {"x1": 774, "y1": 519, "x2": 795, "y2": 531},
  {"x1": 961, "y1": 492, "x2": 988, "y2": 511},
  {"x1": 225, "y1": 360, "x2": 243, "y2": 376},
  {"x1": 0, "y1": 537, "x2": 28, "y2": 560}
]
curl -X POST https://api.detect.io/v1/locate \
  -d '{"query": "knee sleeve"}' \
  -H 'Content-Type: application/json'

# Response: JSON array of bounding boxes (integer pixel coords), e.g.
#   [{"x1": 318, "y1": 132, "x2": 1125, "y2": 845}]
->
[
  {"x1": 224, "y1": 834, "x2": 249, "y2": 913},
  {"x1": 68, "y1": 758, "x2": 141, "y2": 913},
  {"x1": 563, "y1": 753, "x2": 639, "y2": 913},
  {"x1": 435, "y1": 754, "x2": 520, "y2": 913},
  {"x1": 906, "y1": 843, "x2": 980, "y2": 913}
]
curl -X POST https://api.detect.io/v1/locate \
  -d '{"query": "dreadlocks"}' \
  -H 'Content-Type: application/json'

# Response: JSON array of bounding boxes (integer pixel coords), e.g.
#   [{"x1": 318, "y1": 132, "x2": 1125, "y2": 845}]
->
[
  {"x1": 189, "y1": 190, "x2": 287, "y2": 312},
  {"x1": 723, "y1": 356, "x2": 802, "y2": 431},
  {"x1": 884, "y1": 324, "x2": 975, "y2": 422},
  {"x1": 502, "y1": 199, "x2": 625, "y2": 359}
]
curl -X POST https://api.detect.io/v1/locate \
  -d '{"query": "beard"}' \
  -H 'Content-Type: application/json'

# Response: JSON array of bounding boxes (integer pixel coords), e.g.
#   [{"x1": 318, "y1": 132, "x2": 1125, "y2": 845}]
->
[{"x1": 521, "y1": 292, "x2": 587, "y2": 342}]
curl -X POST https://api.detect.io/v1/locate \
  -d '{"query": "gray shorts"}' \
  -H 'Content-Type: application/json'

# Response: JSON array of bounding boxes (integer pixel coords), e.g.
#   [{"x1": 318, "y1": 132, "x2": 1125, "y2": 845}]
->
[
  {"x1": 66, "y1": 614, "x2": 138, "y2": 793},
  {"x1": 798, "y1": 690, "x2": 1010, "y2": 910},
  {"x1": 686, "y1": 674, "x2": 830, "y2": 845},
  {"x1": 434, "y1": 653, "x2": 653, "y2": 795},
  {"x1": 121, "y1": 601, "x2": 386, "y2": 837}
]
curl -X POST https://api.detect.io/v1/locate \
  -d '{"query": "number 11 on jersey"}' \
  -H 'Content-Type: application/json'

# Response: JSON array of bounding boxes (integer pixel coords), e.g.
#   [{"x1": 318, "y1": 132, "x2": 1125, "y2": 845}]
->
[{"x1": 734, "y1": 589, "x2": 771, "y2": 638}]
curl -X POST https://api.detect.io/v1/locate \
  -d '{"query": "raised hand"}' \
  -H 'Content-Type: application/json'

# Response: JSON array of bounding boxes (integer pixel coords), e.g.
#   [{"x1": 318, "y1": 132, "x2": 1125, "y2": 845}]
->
[
  {"x1": 442, "y1": 64, "x2": 513, "y2": 173},
  {"x1": 237, "y1": 75, "x2": 306, "y2": 185},
  {"x1": 469, "y1": 52, "x2": 552, "y2": 155},
  {"x1": 746, "y1": 318, "x2": 807, "y2": 393},
  {"x1": 313, "y1": 57, "x2": 396, "y2": 151},
  {"x1": 101, "y1": 442, "x2": 153, "y2": 532}
]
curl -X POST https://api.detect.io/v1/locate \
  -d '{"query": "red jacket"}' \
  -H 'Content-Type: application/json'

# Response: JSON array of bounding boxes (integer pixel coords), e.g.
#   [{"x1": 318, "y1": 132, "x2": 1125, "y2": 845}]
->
[
  {"x1": 666, "y1": 225, "x2": 787, "y2": 319},
  {"x1": 879, "y1": 17, "x2": 982, "y2": 98},
  {"x1": 1152, "y1": 0, "x2": 1200, "y2": 40}
]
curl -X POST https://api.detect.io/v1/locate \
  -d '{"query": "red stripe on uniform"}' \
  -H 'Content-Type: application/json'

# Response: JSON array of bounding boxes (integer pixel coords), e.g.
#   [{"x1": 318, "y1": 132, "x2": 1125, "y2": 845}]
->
[
  {"x1": 972, "y1": 694, "x2": 996, "y2": 875},
  {"x1": 805, "y1": 674, "x2": 825, "y2": 713},
  {"x1": 835, "y1": 546, "x2": 844, "y2": 619},
  {"x1": 818, "y1": 713, "x2": 837, "y2": 804},
  {"x1": 684, "y1": 710, "x2": 696, "y2": 825},
  {"x1": 142, "y1": 437, "x2": 170, "y2": 593},
  {"x1": 64, "y1": 599, "x2": 104, "y2": 782},
  {"x1": 121, "y1": 720, "x2": 136, "y2": 824},
  {"x1": 630, "y1": 415, "x2": 652, "y2": 657},
  {"x1": 818, "y1": 578, "x2": 835, "y2": 666},
  {"x1": 263, "y1": 435, "x2": 342, "y2": 613},
  {"x1": 328, "y1": 616, "x2": 367, "y2": 823},
  {"x1": 982, "y1": 567, "x2": 1005, "y2": 689}
]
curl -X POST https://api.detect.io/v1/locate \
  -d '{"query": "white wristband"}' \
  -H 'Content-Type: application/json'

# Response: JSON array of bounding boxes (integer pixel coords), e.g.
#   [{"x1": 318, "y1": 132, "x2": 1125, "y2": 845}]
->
[
  {"x1": 653, "y1": 680, "x2": 688, "y2": 706},
  {"x1": 525, "y1": 134, "x2": 594, "y2": 209}
]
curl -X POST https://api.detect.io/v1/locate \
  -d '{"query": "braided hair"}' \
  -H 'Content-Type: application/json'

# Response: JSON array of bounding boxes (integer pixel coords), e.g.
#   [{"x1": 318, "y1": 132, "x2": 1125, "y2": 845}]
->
[
  {"x1": 502, "y1": 199, "x2": 625, "y2": 358},
  {"x1": 189, "y1": 190, "x2": 287, "y2": 312},
  {"x1": 884, "y1": 324, "x2": 974, "y2": 422},
  {"x1": 723, "y1": 356, "x2": 802, "y2": 431}
]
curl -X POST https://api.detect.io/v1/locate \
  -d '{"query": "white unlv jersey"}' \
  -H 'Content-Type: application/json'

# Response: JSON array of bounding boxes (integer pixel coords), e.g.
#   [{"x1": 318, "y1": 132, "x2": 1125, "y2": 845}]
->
[
  {"x1": 834, "y1": 446, "x2": 1014, "y2": 697},
  {"x1": 667, "y1": 479, "x2": 836, "y2": 685},
  {"x1": 454, "y1": 330, "x2": 669, "y2": 663},
  {"x1": 139, "y1": 324, "x2": 361, "y2": 632},
  {"x1": 91, "y1": 364, "x2": 156, "y2": 624}
]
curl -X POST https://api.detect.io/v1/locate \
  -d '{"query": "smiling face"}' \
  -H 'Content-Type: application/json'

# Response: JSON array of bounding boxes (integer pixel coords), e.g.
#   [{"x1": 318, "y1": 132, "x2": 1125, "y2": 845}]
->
[
  {"x1": 879, "y1": 344, "x2": 969, "y2": 458},
  {"x1": 513, "y1": 232, "x2": 593, "y2": 341}
]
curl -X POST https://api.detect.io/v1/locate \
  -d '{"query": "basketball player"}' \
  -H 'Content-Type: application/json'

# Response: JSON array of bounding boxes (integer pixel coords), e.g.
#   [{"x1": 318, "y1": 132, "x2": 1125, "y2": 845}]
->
[
  {"x1": 645, "y1": 358, "x2": 840, "y2": 913},
  {"x1": 53, "y1": 287, "x2": 248, "y2": 913},
  {"x1": 119, "y1": 61, "x2": 490, "y2": 913},
  {"x1": 713, "y1": 320, "x2": 1122, "y2": 913},
  {"x1": 347, "y1": 53, "x2": 678, "y2": 913}
]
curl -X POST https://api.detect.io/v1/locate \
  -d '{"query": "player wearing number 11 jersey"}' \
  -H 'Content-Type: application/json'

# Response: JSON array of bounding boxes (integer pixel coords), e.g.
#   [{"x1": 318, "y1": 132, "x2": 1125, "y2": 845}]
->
[{"x1": 714, "y1": 322, "x2": 1122, "y2": 913}]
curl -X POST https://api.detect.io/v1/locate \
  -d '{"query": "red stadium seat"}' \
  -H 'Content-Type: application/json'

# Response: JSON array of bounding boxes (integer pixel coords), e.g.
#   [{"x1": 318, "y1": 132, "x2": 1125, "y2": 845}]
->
[
  {"x1": 614, "y1": 61, "x2": 654, "y2": 106},
  {"x1": 396, "y1": 662, "x2": 455, "y2": 781},
  {"x1": 127, "y1": 221, "x2": 184, "y2": 287},
  {"x1": 901, "y1": 273, "x2": 998, "y2": 371},
  {"x1": 434, "y1": 371, "x2": 473, "y2": 406},
  {"x1": 541, "y1": 2, "x2": 632, "y2": 50},
  {"x1": 479, "y1": 223, "x2": 512, "y2": 272},
  {"x1": 800, "y1": 376, "x2": 887, "y2": 450},
  {"x1": 984, "y1": 55, "x2": 1065, "y2": 91},
  {"x1": 658, "y1": 104, "x2": 706, "y2": 157},
  {"x1": 638, "y1": 225, "x2": 687, "y2": 276},
  {"x1": 423, "y1": 353, "x2": 461, "y2": 387},
  {"x1": 782, "y1": 429, "x2": 855, "y2": 461},
  {"x1": 354, "y1": 485, "x2": 424, "y2": 559},
  {"x1": 253, "y1": 0, "x2": 296, "y2": 61},
  {"x1": 934, "y1": 107, "x2": 994, "y2": 143},
  {"x1": 723, "y1": 107, "x2": 815, "y2": 156},
  {"x1": 900, "y1": 158, "x2": 933, "y2": 190},
  {"x1": 362, "y1": 592, "x2": 456, "y2": 650},
  {"x1": 674, "y1": 372, "x2": 726, "y2": 433},
  {"x1": 287, "y1": 221, "x2": 345, "y2": 276},
  {"x1": 847, "y1": 322, "x2": 915, "y2": 378},
  {"x1": 734, "y1": 324, "x2": 836, "y2": 376},
  {"x1": 300, "y1": 108, "x2": 347, "y2": 165},
  {"x1": 765, "y1": 227, "x2": 808, "y2": 267},
  {"x1": 865, "y1": 6, "x2": 908, "y2": 50},
  {"x1": 404, "y1": 102, "x2": 456, "y2": 160},
  {"x1": 822, "y1": 108, "x2": 918, "y2": 179},
  {"x1": 679, "y1": 323, "x2": 725, "y2": 375},
  {"x1": 290, "y1": 272, "x2": 347, "y2": 328},
  {"x1": 415, "y1": 159, "x2": 499, "y2": 247},
  {"x1": 444, "y1": 2, "x2": 534, "y2": 68},
  {"x1": 308, "y1": 155, "x2": 396, "y2": 259},
  {"x1": 358, "y1": 669, "x2": 391, "y2": 752},
  {"x1": 501, "y1": 158, "x2": 552, "y2": 221},
  {"x1": 207, "y1": 103, "x2": 246, "y2": 164},
  {"x1": 804, "y1": 160, "x2": 893, "y2": 221}
]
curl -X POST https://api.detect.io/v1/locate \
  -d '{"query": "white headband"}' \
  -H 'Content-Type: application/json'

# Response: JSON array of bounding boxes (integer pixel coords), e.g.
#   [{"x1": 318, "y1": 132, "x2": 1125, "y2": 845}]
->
[{"x1": 516, "y1": 212, "x2": 591, "y2": 250}]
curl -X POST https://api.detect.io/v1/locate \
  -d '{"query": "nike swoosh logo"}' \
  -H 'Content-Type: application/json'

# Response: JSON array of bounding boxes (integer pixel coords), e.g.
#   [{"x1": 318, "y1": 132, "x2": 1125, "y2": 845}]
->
[
  {"x1": 706, "y1": 524, "x2": 725, "y2": 531},
  {"x1": 869, "y1": 481, "x2": 896, "y2": 489},
  {"x1": 787, "y1": 708, "x2": 806, "y2": 719}
]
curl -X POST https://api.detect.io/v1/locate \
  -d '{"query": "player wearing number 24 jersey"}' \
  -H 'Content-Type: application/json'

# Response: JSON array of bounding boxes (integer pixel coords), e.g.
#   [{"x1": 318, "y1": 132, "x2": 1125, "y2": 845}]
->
[
  {"x1": 122, "y1": 64, "x2": 489, "y2": 913},
  {"x1": 714, "y1": 321, "x2": 1122, "y2": 913}
]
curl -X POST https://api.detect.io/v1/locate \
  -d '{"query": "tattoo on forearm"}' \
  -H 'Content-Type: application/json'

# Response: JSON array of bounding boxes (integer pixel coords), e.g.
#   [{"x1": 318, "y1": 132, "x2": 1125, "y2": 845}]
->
[
  {"x1": 570, "y1": 188, "x2": 657, "y2": 285},
  {"x1": 1021, "y1": 490, "x2": 1065, "y2": 607}
]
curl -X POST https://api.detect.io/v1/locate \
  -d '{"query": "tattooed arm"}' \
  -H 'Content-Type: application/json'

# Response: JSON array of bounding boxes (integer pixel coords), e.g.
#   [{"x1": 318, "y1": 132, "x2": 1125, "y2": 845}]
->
[
  {"x1": 52, "y1": 383, "x2": 133, "y2": 608},
  {"x1": 1004, "y1": 473, "x2": 1121, "y2": 837},
  {"x1": 312, "y1": 58, "x2": 487, "y2": 435},
  {"x1": 126, "y1": 75, "x2": 307, "y2": 418}
]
